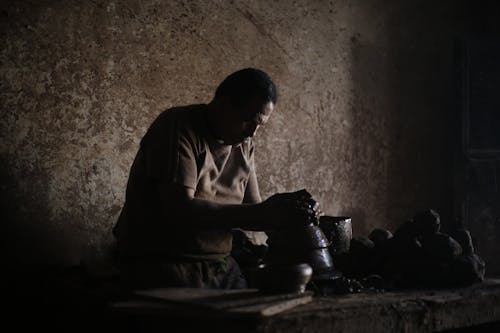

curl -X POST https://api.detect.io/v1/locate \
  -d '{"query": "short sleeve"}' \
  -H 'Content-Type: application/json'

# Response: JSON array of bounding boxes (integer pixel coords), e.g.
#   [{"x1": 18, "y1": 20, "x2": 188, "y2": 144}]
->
[{"x1": 141, "y1": 110, "x2": 200, "y2": 190}]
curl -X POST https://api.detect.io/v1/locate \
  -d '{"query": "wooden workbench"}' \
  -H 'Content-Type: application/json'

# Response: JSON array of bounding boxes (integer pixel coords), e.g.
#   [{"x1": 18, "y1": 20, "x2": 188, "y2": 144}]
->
[{"x1": 109, "y1": 279, "x2": 500, "y2": 333}]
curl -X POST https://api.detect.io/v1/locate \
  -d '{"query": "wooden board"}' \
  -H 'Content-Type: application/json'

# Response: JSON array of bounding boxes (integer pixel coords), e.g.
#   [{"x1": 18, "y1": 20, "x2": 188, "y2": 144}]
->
[
  {"x1": 109, "y1": 280, "x2": 500, "y2": 331},
  {"x1": 124, "y1": 287, "x2": 313, "y2": 319}
]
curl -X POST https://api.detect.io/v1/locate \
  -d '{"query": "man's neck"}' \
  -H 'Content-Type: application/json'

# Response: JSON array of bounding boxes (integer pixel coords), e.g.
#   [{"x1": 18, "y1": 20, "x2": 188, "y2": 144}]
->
[{"x1": 205, "y1": 101, "x2": 226, "y2": 144}]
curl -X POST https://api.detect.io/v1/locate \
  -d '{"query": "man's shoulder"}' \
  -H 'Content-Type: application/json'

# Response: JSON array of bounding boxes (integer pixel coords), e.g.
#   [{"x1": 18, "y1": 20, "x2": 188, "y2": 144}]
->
[
  {"x1": 141, "y1": 104, "x2": 208, "y2": 147},
  {"x1": 155, "y1": 103, "x2": 207, "y2": 124},
  {"x1": 147, "y1": 104, "x2": 206, "y2": 133}
]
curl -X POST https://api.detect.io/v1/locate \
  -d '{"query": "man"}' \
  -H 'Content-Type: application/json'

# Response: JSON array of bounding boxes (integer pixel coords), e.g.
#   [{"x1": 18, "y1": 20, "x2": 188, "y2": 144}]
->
[{"x1": 113, "y1": 68, "x2": 319, "y2": 289}]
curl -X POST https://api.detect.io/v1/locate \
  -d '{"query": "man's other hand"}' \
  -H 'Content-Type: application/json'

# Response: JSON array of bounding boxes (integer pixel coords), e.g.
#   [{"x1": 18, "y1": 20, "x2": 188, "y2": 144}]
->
[{"x1": 260, "y1": 189, "x2": 321, "y2": 229}]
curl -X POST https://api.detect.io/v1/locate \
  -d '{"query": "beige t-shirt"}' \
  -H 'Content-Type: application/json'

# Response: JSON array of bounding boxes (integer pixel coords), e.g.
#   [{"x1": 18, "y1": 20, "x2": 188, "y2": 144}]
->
[{"x1": 114, "y1": 104, "x2": 261, "y2": 260}]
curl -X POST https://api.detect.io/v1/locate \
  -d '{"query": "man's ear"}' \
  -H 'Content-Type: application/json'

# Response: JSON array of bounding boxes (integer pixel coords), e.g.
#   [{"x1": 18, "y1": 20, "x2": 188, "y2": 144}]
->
[{"x1": 220, "y1": 95, "x2": 233, "y2": 114}]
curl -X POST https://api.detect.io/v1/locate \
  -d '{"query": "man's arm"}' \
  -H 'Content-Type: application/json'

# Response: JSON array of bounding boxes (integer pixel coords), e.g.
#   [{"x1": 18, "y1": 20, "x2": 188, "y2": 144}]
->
[
  {"x1": 243, "y1": 166, "x2": 262, "y2": 204},
  {"x1": 159, "y1": 181, "x2": 314, "y2": 231},
  {"x1": 241, "y1": 165, "x2": 270, "y2": 245}
]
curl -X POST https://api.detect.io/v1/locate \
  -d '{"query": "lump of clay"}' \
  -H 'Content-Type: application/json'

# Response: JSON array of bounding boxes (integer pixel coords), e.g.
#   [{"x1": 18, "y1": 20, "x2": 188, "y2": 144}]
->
[
  {"x1": 420, "y1": 232, "x2": 462, "y2": 260},
  {"x1": 452, "y1": 228, "x2": 475, "y2": 255},
  {"x1": 347, "y1": 237, "x2": 376, "y2": 277},
  {"x1": 368, "y1": 228, "x2": 393, "y2": 245},
  {"x1": 350, "y1": 237, "x2": 375, "y2": 256},
  {"x1": 413, "y1": 209, "x2": 441, "y2": 237},
  {"x1": 394, "y1": 219, "x2": 419, "y2": 241},
  {"x1": 451, "y1": 254, "x2": 486, "y2": 285}
]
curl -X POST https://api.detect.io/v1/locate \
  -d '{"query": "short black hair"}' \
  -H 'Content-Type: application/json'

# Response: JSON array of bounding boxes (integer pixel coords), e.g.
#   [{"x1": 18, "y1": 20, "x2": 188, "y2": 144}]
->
[{"x1": 214, "y1": 68, "x2": 277, "y2": 108}]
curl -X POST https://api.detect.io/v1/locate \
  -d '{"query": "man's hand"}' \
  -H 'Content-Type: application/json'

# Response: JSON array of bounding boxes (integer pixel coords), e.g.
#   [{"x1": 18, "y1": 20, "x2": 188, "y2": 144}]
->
[{"x1": 260, "y1": 189, "x2": 321, "y2": 229}]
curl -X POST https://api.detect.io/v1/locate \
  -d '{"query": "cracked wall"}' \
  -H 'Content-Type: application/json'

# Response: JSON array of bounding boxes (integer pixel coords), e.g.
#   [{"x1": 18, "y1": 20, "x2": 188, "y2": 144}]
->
[{"x1": 1, "y1": 0, "x2": 462, "y2": 268}]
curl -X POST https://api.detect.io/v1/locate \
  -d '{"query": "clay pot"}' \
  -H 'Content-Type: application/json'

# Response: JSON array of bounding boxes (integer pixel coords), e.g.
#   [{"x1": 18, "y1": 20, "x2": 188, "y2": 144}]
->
[
  {"x1": 266, "y1": 223, "x2": 335, "y2": 276},
  {"x1": 267, "y1": 224, "x2": 330, "y2": 250},
  {"x1": 256, "y1": 263, "x2": 313, "y2": 294},
  {"x1": 319, "y1": 216, "x2": 352, "y2": 255}
]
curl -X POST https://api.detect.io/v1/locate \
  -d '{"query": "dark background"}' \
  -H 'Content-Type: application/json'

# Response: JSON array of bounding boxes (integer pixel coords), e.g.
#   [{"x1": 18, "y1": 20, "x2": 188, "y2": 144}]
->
[{"x1": 1, "y1": 0, "x2": 499, "y2": 329}]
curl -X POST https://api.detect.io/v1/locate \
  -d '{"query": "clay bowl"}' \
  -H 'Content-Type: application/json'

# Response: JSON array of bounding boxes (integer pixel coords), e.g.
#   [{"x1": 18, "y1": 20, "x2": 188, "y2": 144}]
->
[{"x1": 255, "y1": 263, "x2": 313, "y2": 294}]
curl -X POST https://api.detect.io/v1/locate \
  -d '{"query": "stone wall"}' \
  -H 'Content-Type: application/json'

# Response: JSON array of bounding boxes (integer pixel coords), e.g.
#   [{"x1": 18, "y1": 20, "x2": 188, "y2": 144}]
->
[{"x1": 1, "y1": 0, "x2": 470, "y2": 268}]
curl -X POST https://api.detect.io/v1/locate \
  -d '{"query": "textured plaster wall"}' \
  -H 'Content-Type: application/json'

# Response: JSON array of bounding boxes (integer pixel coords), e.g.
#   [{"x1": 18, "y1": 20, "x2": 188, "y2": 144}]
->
[{"x1": 1, "y1": 0, "x2": 462, "y2": 267}]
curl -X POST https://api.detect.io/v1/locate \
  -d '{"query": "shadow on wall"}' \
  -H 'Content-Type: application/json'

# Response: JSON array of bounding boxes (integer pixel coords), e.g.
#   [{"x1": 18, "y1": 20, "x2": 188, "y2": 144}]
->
[
  {"x1": 346, "y1": 33, "x2": 388, "y2": 237},
  {"x1": 356, "y1": 1, "x2": 457, "y2": 235},
  {"x1": 0, "y1": 154, "x2": 87, "y2": 273}
]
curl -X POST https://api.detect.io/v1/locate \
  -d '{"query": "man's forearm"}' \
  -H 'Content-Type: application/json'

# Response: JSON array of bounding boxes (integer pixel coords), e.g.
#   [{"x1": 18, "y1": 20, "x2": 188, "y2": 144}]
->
[
  {"x1": 158, "y1": 183, "x2": 310, "y2": 231},
  {"x1": 158, "y1": 182, "x2": 269, "y2": 230},
  {"x1": 179, "y1": 198, "x2": 266, "y2": 231}
]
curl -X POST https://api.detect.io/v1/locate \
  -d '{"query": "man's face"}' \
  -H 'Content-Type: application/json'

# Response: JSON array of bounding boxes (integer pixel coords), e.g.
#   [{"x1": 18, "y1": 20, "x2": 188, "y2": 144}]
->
[{"x1": 221, "y1": 97, "x2": 274, "y2": 145}]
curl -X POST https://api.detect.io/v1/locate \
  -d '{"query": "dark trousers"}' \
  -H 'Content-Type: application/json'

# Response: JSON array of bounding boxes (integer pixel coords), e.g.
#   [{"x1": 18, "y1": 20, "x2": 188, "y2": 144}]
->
[{"x1": 119, "y1": 256, "x2": 247, "y2": 290}]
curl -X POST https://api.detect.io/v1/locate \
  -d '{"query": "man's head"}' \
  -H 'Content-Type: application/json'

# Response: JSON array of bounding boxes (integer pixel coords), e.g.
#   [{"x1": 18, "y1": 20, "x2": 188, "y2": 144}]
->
[
  {"x1": 215, "y1": 68, "x2": 277, "y2": 108},
  {"x1": 209, "y1": 68, "x2": 277, "y2": 145}
]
